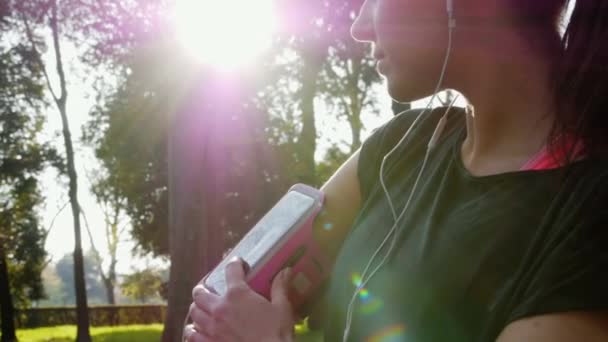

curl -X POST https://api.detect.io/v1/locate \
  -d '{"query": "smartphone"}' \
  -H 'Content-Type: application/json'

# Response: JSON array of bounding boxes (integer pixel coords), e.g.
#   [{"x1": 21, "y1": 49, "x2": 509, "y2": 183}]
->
[{"x1": 201, "y1": 184, "x2": 329, "y2": 307}]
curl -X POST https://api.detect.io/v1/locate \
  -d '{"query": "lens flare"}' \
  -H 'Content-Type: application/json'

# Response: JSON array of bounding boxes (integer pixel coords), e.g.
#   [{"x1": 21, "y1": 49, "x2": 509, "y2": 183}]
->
[
  {"x1": 351, "y1": 272, "x2": 384, "y2": 315},
  {"x1": 366, "y1": 324, "x2": 406, "y2": 342},
  {"x1": 352, "y1": 272, "x2": 363, "y2": 287},
  {"x1": 171, "y1": 0, "x2": 277, "y2": 71}
]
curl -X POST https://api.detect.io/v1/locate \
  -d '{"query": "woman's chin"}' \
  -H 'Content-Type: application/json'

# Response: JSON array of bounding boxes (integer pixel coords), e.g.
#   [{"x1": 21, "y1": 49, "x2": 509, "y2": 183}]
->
[
  {"x1": 386, "y1": 76, "x2": 439, "y2": 103},
  {"x1": 386, "y1": 81, "x2": 421, "y2": 103}
]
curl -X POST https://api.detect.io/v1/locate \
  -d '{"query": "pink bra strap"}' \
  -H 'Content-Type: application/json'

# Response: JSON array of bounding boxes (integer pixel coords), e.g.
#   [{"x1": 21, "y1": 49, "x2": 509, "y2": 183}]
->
[{"x1": 520, "y1": 139, "x2": 585, "y2": 171}]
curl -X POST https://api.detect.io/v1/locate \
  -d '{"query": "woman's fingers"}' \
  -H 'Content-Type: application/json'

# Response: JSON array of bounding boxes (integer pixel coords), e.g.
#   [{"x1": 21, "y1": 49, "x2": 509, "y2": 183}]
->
[
  {"x1": 189, "y1": 303, "x2": 214, "y2": 329},
  {"x1": 190, "y1": 302, "x2": 240, "y2": 342},
  {"x1": 190, "y1": 303, "x2": 228, "y2": 341},
  {"x1": 188, "y1": 260, "x2": 296, "y2": 342},
  {"x1": 225, "y1": 257, "x2": 247, "y2": 290},
  {"x1": 270, "y1": 267, "x2": 292, "y2": 306},
  {"x1": 192, "y1": 285, "x2": 221, "y2": 313},
  {"x1": 184, "y1": 324, "x2": 210, "y2": 342},
  {"x1": 271, "y1": 267, "x2": 297, "y2": 326}
]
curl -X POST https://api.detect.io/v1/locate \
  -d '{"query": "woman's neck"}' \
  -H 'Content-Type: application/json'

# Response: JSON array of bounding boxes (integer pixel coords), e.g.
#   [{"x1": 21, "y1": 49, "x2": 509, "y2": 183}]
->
[{"x1": 454, "y1": 32, "x2": 557, "y2": 176}]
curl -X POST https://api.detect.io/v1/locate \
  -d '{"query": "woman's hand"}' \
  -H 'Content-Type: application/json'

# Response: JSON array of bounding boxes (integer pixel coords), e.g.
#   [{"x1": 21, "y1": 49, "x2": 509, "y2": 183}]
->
[{"x1": 185, "y1": 258, "x2": 296, "y2": 342}]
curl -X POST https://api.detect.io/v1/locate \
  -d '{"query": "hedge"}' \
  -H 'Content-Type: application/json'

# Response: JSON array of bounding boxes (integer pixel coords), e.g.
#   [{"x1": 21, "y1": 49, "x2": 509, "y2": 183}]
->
[{"x1": 16, "y1": 305, "x2": 166, "y2": 328}]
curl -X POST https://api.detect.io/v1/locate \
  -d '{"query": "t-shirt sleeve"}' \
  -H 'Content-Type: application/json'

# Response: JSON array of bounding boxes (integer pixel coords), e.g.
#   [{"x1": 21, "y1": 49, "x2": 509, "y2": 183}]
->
[
  {"x1": 357, "y1": 109, "x2": 425, "y2": 202},
  {"x1": 505, "y1": 172, "x2": 608, "y2": 324}
]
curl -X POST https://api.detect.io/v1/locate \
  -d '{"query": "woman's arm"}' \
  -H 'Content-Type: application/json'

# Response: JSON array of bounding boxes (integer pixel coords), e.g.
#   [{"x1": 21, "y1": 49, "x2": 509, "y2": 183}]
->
[
  {"x1": 187, "y1": 150, "x2": 364, "y2": 342},
  {"x1": 496, "y1": 312, "x2": 608, "y2": 342},
  {"x1": 314, "y1": 149, "x2": 363, "y2": 260},
  {"x1": 302, "y1": 149, "x2": 363, "y2": 328}
]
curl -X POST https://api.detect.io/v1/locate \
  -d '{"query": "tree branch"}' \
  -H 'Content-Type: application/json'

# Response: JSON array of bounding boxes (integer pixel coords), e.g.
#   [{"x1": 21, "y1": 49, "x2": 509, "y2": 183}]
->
[
  {"x1": 50, "y1": 0, "x2": 67, "y2": 106},
  {"x1": 21, "y1": 13, "x2": 60, "y2": 103},
  {"x1": 338, "y1": 96, "x2": 351, "y2": 118},
  {"x1": 44, "y1": 200, "x2": 70, "y2": 238},
  {"x1": 118, "y1": 222, "x2": 130, "y2": 238},
  {"x1": 79, "y1": 205, "x2": 109, "y2": 283}
]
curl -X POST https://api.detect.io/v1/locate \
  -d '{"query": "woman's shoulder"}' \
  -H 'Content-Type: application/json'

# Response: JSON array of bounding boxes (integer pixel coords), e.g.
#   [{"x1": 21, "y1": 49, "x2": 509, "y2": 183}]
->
[
  {"x1": 357, "y1": 106, "x2": 465, "y2": 201},
  {"x1": 365, "y1": 106, "x2": 465, "y2": 154},
  {"x1": 486, "y1": 158, "x2": 608, "y2": 340},
  {"x1": 560, "y1": 158, "x2": 608, "y2": 200}
]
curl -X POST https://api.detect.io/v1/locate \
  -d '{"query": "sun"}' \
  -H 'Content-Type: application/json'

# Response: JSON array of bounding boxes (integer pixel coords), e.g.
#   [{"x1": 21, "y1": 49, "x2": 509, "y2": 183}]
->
[{"x1": 171, "y1": 0, "x2": 277, "y2": 71}]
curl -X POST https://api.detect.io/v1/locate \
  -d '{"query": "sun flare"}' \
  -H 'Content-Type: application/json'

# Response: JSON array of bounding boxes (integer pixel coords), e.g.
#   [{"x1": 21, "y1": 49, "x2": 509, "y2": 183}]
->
[{"x1": 172, "y1": 0, "x2": 277, "y2": 71}]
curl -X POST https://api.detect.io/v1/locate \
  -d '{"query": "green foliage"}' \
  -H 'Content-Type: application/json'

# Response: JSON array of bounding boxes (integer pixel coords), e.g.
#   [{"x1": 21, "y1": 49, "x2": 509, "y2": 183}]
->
[
  {"x1": 80, "y1": 0, "x2": 385, "y2": 260},
  {"x1": 82, "y1": 64, "x2": 170, "y2": 255},
  {"x1": 17, "y1": 305, "x2": 166, "y2": 328},
  {"x1": 83, "y1": 46, "x2": 293, "y2": 256},
  {"x1": 319, "y1": 42, "x2": 382, "y2": 152},
  {"x1": 36, "y1": 266, "x2": 65, "y2": 307},
  {"x1": 17, "y1": 324, "x2": 164, "y2": 342},
  {"x1": 0, "y1": 24, "x2": 49, "y2": 308},
  {"x1": 316, "y1": 146, "x2": 351, "y2": 184},
  {"x1": 16, "y1": 324, "x2": 322, "y2": 342},
  {"x1": 119, "y1": 269, "x2": 163, "y2": 304},
  {"x1": 53, "y1": 252, "x2": 107, "y2": 305}
]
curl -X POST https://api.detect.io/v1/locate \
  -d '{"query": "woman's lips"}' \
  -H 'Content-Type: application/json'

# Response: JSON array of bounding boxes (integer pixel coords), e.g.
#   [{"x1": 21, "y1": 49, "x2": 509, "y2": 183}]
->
[
  {"x1": 372, "y1": 45, "x2": 385, "y2": 60},
  {"x1": 373, "y1": 51, "x2": 385, "y2": 60},
  {"x1": 377, "y1": 59, "x2": 388, "y2": 74},
  {"x1": 373, "y1": 49, "x2": 387, "y2": 74}
]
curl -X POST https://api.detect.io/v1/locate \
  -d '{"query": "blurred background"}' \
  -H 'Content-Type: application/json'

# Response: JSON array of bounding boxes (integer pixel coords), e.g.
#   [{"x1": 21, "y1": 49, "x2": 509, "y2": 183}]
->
[{"x1": 0, "y1": 0, "x2": 455, "y2": 340}]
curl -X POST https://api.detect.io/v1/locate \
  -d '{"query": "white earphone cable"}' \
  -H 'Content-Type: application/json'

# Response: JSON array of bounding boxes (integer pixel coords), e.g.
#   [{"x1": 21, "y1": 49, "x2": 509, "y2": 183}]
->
[{"x1": 342, "y1": 10, "x2": 456, "y2": 341}]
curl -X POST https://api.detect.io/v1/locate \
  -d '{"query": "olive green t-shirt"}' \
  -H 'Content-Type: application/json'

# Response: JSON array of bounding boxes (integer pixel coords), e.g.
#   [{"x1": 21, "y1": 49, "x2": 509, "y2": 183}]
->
[{"x1": 323, "y1": 108, "x2": 608, "y2": 341}]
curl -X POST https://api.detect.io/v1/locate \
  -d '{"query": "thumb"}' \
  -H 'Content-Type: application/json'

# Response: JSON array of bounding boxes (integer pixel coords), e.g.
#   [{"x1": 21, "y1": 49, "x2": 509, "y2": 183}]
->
[{"x1": 271, "y1": 267, "x2": 292, "y2": 309}]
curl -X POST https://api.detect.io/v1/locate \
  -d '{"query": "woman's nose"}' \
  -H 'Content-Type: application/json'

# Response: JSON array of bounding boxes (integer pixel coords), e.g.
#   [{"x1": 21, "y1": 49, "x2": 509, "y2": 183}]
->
[{"x1": 350, "y1": 1, "x2": 376, "y2": 42}]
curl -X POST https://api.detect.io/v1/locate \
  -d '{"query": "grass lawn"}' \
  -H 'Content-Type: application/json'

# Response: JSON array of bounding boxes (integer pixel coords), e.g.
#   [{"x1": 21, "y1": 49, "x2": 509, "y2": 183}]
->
[
  {"x1": 17, "y1": 325, "x2": 163, "y2": 342},
  {"x1": 17, "y1": 324, "x2": 322, "y2": 341}
]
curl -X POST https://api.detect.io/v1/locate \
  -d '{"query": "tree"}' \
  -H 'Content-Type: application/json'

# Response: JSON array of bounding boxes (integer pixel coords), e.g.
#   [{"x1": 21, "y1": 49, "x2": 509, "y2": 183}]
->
[
  {"x1": 16, "y1": 0, "x2": 93, "y2": 338},
  {"x1": 0, "y1": 12, "x2": 49, "y2": 341},
  {"x1": 54, "y1": 252, "x2": 106, "y2": 305},
  {"x1": 320, "y1": 42, "x2": 381, "y2": 153},
  {"x1": 11, "y1": 0, "x2": 166, "y2": 337},
  {"x1": 76, "y1": 0, "x2": 390, "y2": 339},
  {"x1": 37, "y1": 265, "x2": 66, "y2": 306},
  {"x1": 258, "y1": 0, "x2": 375, "y2": 186},
  {"x1": 120, "y1": 268, "x2": 163, "y2": 304},
  {"x1": 274, "y1": 0, "x2": 335, "y2": 185},
  {"x1": 83, "y1": 47, "x2": 171, "y2": 257},
  {"x1": 80, "y1": 167, "x2": 128, "y2": 305}
]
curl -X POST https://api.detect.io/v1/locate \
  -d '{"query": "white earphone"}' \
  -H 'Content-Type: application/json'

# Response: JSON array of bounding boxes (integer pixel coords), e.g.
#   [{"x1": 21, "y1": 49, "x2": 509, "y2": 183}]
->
[{"x1": 342, "y1": 1, "x2": 457, "y2": 340}]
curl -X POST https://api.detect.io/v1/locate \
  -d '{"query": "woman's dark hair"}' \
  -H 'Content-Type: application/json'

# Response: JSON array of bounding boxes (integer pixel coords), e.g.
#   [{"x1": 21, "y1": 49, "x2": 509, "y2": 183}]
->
[
  {"x1": 506, "y1": 0, "x2": 608, "y2": 164},
  {"x1": 551, "y1": 0, "x2": 608, "y2": 163}
]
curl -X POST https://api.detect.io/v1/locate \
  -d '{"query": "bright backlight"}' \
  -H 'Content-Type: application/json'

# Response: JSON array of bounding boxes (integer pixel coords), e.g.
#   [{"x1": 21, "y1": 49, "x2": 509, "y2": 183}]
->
[{"x1": 172, "y1": 0, "x2": 277, "y2": 71}]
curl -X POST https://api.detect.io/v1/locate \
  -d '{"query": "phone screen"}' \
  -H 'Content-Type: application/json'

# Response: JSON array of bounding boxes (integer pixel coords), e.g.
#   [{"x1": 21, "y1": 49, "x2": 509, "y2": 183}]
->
[{"x1": 205, "y1": 190, "x2": 316, "y2": 295}]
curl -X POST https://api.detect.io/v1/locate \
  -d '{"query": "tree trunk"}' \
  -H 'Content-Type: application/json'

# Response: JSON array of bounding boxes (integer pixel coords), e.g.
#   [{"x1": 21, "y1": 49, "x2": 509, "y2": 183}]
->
[
  {"x1": 297, "y1": 45, "x2": 325, "y2": 186},
  {"x1": 71, "y1": 244, "x2": 90, "y2": 342},
  {"x1": 347, "y1": 75, "x2": 363, "y2": 153},
  {"x1": 103, "y1": 274, "x2": 115, "y2": 305},
  {"x1": 163, "y1": 77, "x2": 224, "y2": 342},
  {"x1": 48, "y1": 1, "x2": 91, "y2": 339},
  {"x1": 348, "y1": 110, "x2": 363, "y2": 154},
  {"x1": 57, "y1": 55, "x2": 91, "y2": 342},
  {"x1": 105, "y1": 206, "x2": 119, "y2": 306},
  {"x1": 0, "y1": 247, "x2": 17, "y2": 342}
]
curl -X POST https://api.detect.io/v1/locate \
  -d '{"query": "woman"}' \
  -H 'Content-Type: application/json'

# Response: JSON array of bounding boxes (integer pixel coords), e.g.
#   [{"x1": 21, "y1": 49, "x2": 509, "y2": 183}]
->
[{"x1": 185, "y1": 0, "x2": 608, "y2": 341}]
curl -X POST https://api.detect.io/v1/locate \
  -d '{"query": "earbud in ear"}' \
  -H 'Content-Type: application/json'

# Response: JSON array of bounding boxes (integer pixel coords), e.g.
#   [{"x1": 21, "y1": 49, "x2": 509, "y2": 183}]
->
[{"x1": 446, "y1": 0, "x2": 456, "y2": 28}]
